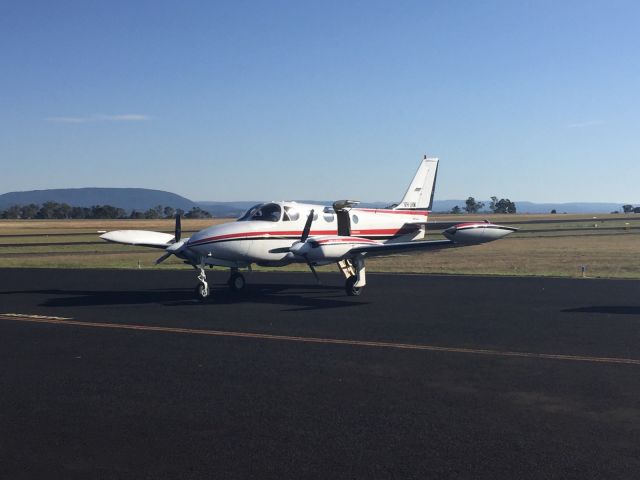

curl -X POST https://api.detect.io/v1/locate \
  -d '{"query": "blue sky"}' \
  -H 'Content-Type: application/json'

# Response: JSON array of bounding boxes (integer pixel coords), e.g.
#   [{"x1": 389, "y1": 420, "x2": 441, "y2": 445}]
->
[{"x1": 1, "y1": 0, "x2": 639, "y2": 203}]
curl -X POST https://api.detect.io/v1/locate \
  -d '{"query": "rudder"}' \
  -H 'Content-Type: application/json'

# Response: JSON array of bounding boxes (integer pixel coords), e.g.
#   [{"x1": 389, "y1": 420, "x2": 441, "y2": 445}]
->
[{"x1": 394, "y1": 155, "x2": 439, "y2": 210}]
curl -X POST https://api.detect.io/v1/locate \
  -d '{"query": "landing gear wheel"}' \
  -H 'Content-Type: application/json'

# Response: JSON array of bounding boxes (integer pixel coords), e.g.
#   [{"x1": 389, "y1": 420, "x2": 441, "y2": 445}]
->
[
  {"x1": 345, "y1": 276, "x2": 362, "y2": 296},
  {"x1": 195, "y1": 283, "x2": 210, "y2": 301},
  {"x1": 227, "y1": 272, "x2": 246, "y2": 293}
]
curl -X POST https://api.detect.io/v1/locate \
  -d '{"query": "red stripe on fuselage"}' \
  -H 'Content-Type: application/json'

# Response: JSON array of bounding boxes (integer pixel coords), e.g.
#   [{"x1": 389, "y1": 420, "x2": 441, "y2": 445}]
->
[
  {"x1": 450, "y1": 223, "x2": 489, "y2": 229},
  {"x1": 188, "y1": 228, "x2": 417, "y2": 247},
  {"x1": 354, "y1": 208, "x2": 429, "y2": 216},
  {"x1": 315, "y1": 237, "x2": 380, "y2": 245},
  {"x1": 189, "y1": 229, "x2": 336, "y2": 246},
  {"x1": 350, "y1": 228, "x2": 417, "y2": 236}
]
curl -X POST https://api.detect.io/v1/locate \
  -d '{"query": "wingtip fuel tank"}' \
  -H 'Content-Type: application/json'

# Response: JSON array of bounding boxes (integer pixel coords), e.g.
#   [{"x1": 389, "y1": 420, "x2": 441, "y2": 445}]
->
[{"x1": 443, "y1": 222, "x2": 518, "y2": 244}]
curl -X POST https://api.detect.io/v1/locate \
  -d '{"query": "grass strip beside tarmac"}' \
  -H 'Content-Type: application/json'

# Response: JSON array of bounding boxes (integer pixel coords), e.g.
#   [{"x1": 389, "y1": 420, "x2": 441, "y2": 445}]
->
[{"x1": 1, "y1": 215, "x2": 639, "y2": 278}]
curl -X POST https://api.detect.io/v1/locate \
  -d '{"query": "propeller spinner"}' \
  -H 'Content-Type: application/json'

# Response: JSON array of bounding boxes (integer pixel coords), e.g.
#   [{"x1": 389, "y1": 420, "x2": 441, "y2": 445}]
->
[
  {"x1": 288, "y1": 210, "x2": 320, "y2": 282},
  {"x1": 155, "y1": 214, "x2": 188, "y2": 265}
]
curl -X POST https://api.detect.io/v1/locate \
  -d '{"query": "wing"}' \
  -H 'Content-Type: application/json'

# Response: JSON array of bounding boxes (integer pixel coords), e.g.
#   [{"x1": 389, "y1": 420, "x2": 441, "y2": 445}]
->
[
  {"x1": 100, "y1": 230, "x2": 175, "y2": 249},
  {"x1": 349, "y1": 239, "x2": 454, "y2": 257}
]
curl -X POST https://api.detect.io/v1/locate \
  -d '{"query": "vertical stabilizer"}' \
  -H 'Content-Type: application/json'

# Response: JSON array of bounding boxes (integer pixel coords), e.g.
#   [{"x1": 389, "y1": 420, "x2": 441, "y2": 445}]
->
[{"x1": 394, "y1": 155, "x2": 439, "y2": 210}]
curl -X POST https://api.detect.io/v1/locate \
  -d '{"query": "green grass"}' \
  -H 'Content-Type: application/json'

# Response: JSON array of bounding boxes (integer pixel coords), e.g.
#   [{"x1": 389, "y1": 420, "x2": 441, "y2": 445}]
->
[{"x1": 1, "y1": 216, "x2": 640, "y2": 279}]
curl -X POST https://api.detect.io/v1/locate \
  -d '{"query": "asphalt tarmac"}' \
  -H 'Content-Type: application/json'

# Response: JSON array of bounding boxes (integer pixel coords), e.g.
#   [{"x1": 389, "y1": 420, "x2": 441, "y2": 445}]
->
[{"x1": 1, "y1": 269, "x2": 639, "y2": 479}]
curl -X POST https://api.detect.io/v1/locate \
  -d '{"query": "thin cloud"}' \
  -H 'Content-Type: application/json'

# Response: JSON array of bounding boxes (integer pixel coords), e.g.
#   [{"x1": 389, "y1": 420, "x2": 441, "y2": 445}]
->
[
  {"x1": 96, "y1": 114, "x2": 150, "y2": 121},
  {"x1": 47, "y1": 116, "x2": 91, "y2": 123},
  {"x1": 47, "y1": 114, "x2": 151, "y2": 123},
  {"x1": 566, "y1": 120, "x2": 605, "y2": 128}
]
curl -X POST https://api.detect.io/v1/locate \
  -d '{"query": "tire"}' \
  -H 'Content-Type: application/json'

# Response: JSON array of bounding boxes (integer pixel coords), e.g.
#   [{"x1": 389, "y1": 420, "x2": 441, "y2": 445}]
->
[
  {"x1": 195, "y1": 283, "x2": 210, "y2": 301},
  {"x1": 345, "y1": 276, "x2": 362, "y2": 296},
  {"x1": 228, "y1": 272, "x2": 246, "y2": 293}
]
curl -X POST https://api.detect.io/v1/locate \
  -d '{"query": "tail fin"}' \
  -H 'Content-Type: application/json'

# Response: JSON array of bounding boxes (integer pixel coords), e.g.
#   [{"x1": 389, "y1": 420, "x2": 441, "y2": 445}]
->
[{"x1": 394, "y1": 155, "x2": 439, "y2": 210}]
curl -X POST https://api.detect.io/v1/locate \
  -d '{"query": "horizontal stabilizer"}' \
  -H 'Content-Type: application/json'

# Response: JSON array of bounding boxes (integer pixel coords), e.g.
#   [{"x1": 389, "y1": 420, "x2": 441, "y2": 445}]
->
[{"x1": 100, "y1": 230, "x2": 174, "y2": 249}]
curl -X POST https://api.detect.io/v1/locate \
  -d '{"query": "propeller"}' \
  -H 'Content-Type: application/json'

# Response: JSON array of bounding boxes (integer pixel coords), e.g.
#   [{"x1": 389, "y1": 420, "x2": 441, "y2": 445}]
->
[
  {"x1": 155, "y1": 252, "x2": 172, "y2": 265},
  {"x1": 175, "y1": 214, "x2": 181, "y2": 242},
  {"x1": 282, "y1": 210, "x2": 320, "y2": 283},
  {"x1": 155, "y1": 214, "x2": 188, "y2": 265},
  {"x1": 300, "y1": 208, "x2": 314, "y2": 242},
  {"x1": 271, "y1": 209, "x2": 315, "y2": 254}
]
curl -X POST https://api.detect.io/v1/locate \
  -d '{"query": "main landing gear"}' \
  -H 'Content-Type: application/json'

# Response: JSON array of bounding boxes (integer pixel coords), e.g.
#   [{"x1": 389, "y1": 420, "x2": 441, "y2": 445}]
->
[
  {"x1": 338, "y1": 255, "x2": 366, "y2": 296},
  {"x1": 345, "y1": 276, "x2": 361, "y2": 296},
  {"x1": 227, "y1": 270, "x2": 246, "y2": 293}
]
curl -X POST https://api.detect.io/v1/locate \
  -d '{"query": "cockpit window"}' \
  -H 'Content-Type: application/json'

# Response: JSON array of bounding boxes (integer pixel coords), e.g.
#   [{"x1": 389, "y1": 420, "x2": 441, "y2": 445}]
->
[
  {"x1": 237, "y1": 203, "x2": 281, "y2": 222},
  {"x1": 238, "y1": 204, "x2": 263, "y2": 221}
]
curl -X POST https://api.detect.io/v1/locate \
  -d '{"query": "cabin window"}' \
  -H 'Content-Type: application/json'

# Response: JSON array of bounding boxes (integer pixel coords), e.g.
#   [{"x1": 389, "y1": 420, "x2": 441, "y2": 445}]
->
[
  {"x1": 352, "y1": 214, "x2": 359, "y2": 224},
  {"x1": 283, "y1": 206, "x2": 300, "y2": 222},
  {"x1": 323, "y1": 212, "x2": 335, "y2": 222}
]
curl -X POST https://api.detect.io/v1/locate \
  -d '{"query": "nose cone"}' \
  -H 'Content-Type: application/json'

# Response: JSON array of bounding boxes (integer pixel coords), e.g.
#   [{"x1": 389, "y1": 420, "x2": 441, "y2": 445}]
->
[
  {"x1": 186, "y1": 222, "x2": 253, "y2": 260},
  {"x1": 187, "y1": 223, "x2": 239, "y2": 248},
  {"x1": 186, "y1": 229, "x2": 208, "y2": 247}
]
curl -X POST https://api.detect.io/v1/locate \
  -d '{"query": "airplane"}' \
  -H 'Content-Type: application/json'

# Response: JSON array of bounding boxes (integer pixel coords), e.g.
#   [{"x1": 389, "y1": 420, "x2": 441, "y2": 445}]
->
[{"x1": 100, "y1": 155, "x2": 517, "y2": 300}]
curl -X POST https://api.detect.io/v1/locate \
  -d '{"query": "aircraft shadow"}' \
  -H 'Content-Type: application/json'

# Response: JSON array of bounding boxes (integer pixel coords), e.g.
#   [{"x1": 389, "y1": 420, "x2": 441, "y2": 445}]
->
[
  {"x1": 562, "y1": 306, "x2": 640, "y2": 315},
  {"x1": 209, "y1": 284, "x2": 367, "y2": 311},
  {"x1": 1, "y1": 283, "x2": 365, "y2": 311}
]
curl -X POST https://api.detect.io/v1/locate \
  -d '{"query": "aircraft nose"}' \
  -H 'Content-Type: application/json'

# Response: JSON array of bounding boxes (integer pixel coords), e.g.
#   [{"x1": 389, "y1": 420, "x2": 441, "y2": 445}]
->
[{"x1": 186, "y1": 230, "x2": 210, "y2": 247}]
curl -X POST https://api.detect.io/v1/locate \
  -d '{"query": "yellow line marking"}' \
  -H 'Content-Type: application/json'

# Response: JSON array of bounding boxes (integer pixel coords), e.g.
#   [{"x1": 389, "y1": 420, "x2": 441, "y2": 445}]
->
[
  {"x1": 1, "y1": 314, "x2": 639, "y2": 366},
  {"x1": 1, "y1": 312, "x2": 73, "y2": 320}
]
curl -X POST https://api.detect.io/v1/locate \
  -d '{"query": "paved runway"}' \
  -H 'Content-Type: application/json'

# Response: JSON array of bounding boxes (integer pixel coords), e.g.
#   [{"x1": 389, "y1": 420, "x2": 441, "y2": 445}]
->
[{"x1": 1, "y1": 269, "x2": 639, "y2": 479}]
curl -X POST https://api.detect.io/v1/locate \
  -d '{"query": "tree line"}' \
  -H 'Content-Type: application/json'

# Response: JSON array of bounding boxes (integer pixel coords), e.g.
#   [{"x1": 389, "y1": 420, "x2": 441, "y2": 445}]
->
[
  {"x1": 450, "y1": 200, "x2": 640, "y2": 215},
  {"x1": 450, "y1": 197, "x2": 517, "y2": 214},
  {"x1": 0, "y1": 202, "x2": 212, "y2": 219},
  {"x1": 622, "y1": 204, "x2": 640, "y2": 214}
]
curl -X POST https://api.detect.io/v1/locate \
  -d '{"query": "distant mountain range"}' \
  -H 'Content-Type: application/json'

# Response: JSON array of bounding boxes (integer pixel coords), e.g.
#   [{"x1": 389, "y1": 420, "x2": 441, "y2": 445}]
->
[
  {"x1": 0, "y1": 188, "x2": 197, "y2": 212},
  {"x1": 0, "y1": 188, "x2": 634, "y2": 215},
  {"x1": 430, "y1": 200, "x2": 630, "y2": 215}
]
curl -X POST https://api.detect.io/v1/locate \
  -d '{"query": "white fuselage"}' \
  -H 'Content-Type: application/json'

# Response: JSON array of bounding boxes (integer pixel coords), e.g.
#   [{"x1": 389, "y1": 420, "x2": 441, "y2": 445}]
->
[
  {"x1": 186, "y1": 201, "x2": 428, "y2": 267},
  {"x1": 98, "y1": 156, "x2": 519, "y2": 301}
]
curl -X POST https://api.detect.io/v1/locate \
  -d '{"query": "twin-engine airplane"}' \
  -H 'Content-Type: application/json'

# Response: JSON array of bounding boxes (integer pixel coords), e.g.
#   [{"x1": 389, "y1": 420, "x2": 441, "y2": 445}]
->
[{"x1": 101, "y1": 156, "x2": 517, "y2": 300}]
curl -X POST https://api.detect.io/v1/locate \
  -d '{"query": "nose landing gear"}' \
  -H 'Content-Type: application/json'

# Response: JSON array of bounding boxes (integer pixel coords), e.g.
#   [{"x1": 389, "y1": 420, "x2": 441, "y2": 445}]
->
[
  {"x1": 193, "y1": 265, "x2": 249, "y2": 300},
  {"x1": 194, "y1": 265, "x2": 210, "y2": 301}
]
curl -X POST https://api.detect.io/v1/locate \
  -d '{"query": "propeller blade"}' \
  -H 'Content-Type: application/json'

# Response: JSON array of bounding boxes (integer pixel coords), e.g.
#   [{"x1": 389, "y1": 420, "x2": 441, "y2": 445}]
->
[
  {"x1": 155, "y1": 252, "x2": 172, "y2": 265},
  {"x1": 308, "y1": 262, "x2": 320, "y2": 283},
  {"x1": 300, "y1": 209, "x2": 314, "y2": 242},
  {"x1": 175, "y1": 214, "x2": 182, "y2": 242}
]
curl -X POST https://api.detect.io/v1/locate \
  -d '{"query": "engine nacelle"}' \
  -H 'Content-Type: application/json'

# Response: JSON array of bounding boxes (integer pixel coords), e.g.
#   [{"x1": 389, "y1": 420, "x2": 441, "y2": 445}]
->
[
  {"x1": 443, "y1": 222, "x2": 517, "y2": 244},
  {"x1": 292, "y1": 236, "x2": 382, "y2": 263}
]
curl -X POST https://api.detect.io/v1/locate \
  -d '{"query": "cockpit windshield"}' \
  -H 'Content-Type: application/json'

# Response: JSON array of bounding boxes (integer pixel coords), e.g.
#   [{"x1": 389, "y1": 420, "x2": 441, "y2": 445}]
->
[{"x1": 237, "y1": 203, "x2": 282, "y2": 222}]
